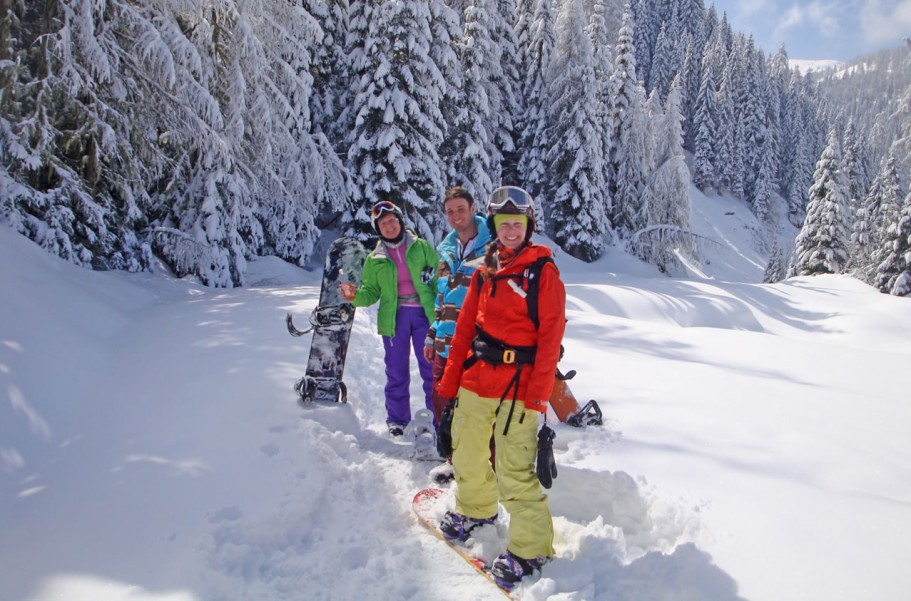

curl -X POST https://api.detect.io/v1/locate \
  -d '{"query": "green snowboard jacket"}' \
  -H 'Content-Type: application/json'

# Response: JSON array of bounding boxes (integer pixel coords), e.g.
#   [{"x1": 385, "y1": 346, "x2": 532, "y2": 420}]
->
[{"x1": 351, "y1": 230, "x2": 439, "y2": 337}]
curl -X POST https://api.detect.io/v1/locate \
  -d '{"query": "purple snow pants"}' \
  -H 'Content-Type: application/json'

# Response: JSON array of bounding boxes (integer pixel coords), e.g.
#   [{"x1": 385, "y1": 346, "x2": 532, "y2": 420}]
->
[{"x1": 382, "y1": 305, "x2": 434, "y2": 427}]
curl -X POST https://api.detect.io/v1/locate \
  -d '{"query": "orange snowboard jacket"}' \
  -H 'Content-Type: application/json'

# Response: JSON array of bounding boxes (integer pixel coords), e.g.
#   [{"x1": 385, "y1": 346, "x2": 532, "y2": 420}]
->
[{"x1": 437, "y1": 242, "x2": 566, "y2": 412}]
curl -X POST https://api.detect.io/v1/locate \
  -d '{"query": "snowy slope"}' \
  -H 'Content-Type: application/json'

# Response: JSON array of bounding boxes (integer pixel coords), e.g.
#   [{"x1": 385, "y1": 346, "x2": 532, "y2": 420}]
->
[{"x1": 2, "y1": 190, "x2": 910, "y2": 601}]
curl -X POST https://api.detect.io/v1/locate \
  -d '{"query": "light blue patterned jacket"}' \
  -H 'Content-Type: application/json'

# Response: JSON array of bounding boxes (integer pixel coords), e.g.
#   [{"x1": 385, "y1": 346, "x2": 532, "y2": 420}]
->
[{"x1": 425, "y1": 215, "x2": 492, "y2": 358}]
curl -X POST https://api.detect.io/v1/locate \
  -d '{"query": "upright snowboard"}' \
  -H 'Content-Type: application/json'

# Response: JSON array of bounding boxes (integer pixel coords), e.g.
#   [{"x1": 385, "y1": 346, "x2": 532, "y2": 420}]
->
[
  {"x1": 412, "y1": 488, "x2": 514, "y2": 599},
  {"x1": 549, "y1": 367, "x2": 603, "y2": 427},
  {"x1": 286, "y1": 236, "x2": 367, "y2": 404}
]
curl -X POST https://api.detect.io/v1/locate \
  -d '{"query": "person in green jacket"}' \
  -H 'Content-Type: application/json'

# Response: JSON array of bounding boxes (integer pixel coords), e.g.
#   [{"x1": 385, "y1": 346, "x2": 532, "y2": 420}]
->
[{"x1": 340, "y1": 200, "x2": 439, "y2": 436}]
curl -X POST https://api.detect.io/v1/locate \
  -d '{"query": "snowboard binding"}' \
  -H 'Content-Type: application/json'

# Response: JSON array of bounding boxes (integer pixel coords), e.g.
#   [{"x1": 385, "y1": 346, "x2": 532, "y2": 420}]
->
[
  {"x1": 285, "y1": 304, "x2": 352, "y2": 337},
  {"x1": 567, "y1": 399, "x2": 603, "y2": 427},
  {"x1": 294, "y1": 375, "x2": 347, "y2": 405}
]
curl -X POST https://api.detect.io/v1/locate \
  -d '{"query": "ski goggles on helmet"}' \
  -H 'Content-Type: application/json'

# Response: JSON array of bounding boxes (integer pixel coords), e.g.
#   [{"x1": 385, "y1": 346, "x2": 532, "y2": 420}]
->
[
  {"x1": 371, "y1": 200, "x2": 400, "y2": 221},
  {"x1": 487, "y1": 186, "x2": 535, "y2": 215}
]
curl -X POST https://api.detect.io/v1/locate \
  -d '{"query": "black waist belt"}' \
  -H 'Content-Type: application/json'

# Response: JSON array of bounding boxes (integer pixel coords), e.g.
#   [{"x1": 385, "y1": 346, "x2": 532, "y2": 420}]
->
[
  {"x1": 464, "y1": 325, "x2": 536, "y2": 369},
  {"x1": 463, "y1": 325, "x2": 536, "y2": 436}
]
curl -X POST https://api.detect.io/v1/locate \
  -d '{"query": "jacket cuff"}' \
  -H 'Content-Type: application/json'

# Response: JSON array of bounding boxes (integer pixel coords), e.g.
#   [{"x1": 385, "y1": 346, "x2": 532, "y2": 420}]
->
[{"x1": 524, "y1": 399, "x2": 548, "y2": 413}]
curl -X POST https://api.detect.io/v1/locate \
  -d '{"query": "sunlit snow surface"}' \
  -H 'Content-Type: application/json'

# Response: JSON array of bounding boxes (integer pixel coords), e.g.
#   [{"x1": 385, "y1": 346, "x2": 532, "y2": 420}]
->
[{"x1": 2, "y1": 189, "x2": 909, "y2": 601}]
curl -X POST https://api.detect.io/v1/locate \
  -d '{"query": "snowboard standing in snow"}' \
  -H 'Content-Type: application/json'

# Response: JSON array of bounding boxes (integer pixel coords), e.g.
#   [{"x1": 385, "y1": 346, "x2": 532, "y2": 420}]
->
[
  {"x1": 549, "y1": 366, "x2": 603, "y2": 427},
  {"x1": 286, "y1": 236, "x2": 367, "y2": 404},
  {"x1": 412, "y1": 488, "x2": 514, "y2": 599}
]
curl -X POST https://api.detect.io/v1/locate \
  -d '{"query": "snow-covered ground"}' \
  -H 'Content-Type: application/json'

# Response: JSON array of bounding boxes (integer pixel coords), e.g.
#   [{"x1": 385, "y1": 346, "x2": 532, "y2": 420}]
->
[{"x1": 2, "y1": 189, "x2": 910, "y2": 601}]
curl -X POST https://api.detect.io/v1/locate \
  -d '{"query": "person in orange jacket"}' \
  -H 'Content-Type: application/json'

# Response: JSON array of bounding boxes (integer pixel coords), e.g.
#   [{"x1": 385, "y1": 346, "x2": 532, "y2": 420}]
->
[{"x1": 435, "y1": 186, "x2": 566, "y2": 590}]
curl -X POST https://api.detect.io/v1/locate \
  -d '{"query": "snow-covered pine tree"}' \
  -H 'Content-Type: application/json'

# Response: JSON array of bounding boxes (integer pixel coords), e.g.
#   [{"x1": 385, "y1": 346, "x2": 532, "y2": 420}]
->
[
  {"x1": 738, "y1": 37, "x2": 774, "y2": 218},
  {"x1": 483, "y1": 0, "x2": 521, "y2": 188},
  {"x1": 630, "y1": 0, "x2": 657, "y2": 90},
  {"x1": 679, "y1": 33, "x2": 701, "y2": 149},
  {"x1": 427, "y1": 0, "x2": 465, "y2": 186},
  {"x1": 793, "y1": 129, "x2": 852, "y2": 276},
  {"x1": 1, "y1": 0, "x2": 154, "y2": 273},
  {"x1": 863, "y1": 150, "x2": 907, "y2": 279},
  {"x1": 494, "y1": 0, "x2": 523, "y2": 184},
  {"x1": 587, "y1": 0, "x2": 615, "y2": 222},
  {"x1": 509, "y1": 0, "x2": 536, "y2": 183},
  {"x1": 545, "y1": 0, "x2": 607, "y2": 262},
  {"x1": 715, "y1": 9, "x2": 735, "y2": 56},
  {"x1": 844, "y1": 120, "x2": 873, "y2": 206},
  {"x1": 730, "y1": 114, "x2": 747, "y2": 200},
  {"x1": 840, "y1": 120, "x2": 865, "y2": 262},
  {"x1": 894, "y1": 80, "x2": 911, "y2": 168},
  {"x1": 782, "y1": 74, "x2": 820, "y2": 228},
  {"x1": 715, "y1": 57, "x2": 737, "y2": 193},
  {"x1": 702, "y1": 2, "x2": 718, "y2": 47},
  {"x1": 307, "y1": 0, "x2": 350, "y2": 146},
  {"x1": 609, "y1": 4, "x2": 650, "y2": 241},
  {"x1": 161, "y1": 0, "x2": 333, "y2": 285},
  {"x1": 763, "y1": 241, "x2": 787, "y2": 283},
  {"x1": 637, "y1": 77, "x2": 694, "y2": 272},
  {"x1": 678, "y1": 0, "x2": 707, "y2": 46},
  {"x1": 691, "y1": 46, "x2": 718, "y2": 192},
  {"x1": 751, "y1": 147, "x2": 774, "y2": 222},
  {"x1": 441, "y1": 0, "x2": 495, "y2": 201},
  {"x1": 647, "y1": 4, "x2": 682, "y2": 104},
  {"x1": 337, "y1": 0, "x2": 374, "y2": 147},
  {"x1": 164, "y1": 0, "x2": 289, "y2": 287},
  {"x1": 874, "y1": 191, "x2": 911, "y2": 296},
  {"x1": 516, "y1": 0, "x2": 556, "y2": 206},
  {"x1": 762, "y1": 60, "x2": 782, "y2": 196},
  {"x1": 254, "y1": 0, "x2": 344, "y2": 265},
  {"x1": 344, "y1": 0, "x2": 448, "y2": 242}
]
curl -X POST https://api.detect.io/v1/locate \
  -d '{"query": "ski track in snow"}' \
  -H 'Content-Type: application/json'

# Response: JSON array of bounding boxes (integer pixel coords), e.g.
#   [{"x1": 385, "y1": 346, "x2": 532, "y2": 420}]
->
[
  {"x1": 183, "y1": 283, "x2": 718, "y2": 601},
  {"x1": 51, "y1": 274, "x2": 707, "y2": 601}
]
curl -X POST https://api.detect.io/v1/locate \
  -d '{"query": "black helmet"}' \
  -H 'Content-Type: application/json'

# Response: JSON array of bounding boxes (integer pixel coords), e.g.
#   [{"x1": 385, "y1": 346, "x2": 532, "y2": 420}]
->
[{"x1": 486, "y1": 186, "x2": 535, "y2": 241}]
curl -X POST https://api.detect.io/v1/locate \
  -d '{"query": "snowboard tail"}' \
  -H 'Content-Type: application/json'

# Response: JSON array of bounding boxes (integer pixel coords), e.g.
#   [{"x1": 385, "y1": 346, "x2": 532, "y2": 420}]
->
[{"x1": 412, "y1": 488, "x2": 513, "y2": 599}]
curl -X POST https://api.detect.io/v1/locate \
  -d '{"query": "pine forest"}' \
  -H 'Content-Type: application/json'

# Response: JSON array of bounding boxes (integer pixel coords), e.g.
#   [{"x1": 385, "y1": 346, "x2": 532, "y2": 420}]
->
[{"x1": 1, "y1": 0, "x2": 910, "y2": 294}]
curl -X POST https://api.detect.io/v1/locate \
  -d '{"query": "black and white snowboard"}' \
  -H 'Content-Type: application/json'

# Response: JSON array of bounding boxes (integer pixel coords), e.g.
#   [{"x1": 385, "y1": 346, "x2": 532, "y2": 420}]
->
[{"x1": 287, "y1": 236, "x2": 367, "y2": 404}]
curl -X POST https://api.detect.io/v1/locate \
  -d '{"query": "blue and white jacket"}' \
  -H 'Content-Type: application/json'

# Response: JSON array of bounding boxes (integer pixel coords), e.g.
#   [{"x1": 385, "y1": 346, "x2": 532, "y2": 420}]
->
[{"x1": 425, "y1": 215, "x2": 493, "y2": 358}]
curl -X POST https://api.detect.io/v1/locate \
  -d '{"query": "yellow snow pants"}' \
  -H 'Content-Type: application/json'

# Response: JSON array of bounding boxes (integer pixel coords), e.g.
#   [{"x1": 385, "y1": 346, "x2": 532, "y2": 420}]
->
[{"x1": 451, "y1": 387, "x2": 555, "y2": 559}]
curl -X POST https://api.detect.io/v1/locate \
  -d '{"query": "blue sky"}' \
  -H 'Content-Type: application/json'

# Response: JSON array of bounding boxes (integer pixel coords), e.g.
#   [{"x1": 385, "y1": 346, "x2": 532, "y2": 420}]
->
[{"x1": 709, "y1": 0, "x2": 911, "y2": 61}]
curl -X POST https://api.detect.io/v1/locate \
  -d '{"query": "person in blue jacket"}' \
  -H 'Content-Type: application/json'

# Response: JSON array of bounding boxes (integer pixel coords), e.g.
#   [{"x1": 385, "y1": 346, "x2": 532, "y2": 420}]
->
[{"x1": 423, "y1": 186, "x2": 492, "y2": 433}]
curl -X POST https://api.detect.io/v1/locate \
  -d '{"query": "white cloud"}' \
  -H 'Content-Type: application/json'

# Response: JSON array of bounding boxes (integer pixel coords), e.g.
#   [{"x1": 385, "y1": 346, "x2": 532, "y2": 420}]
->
[
  {"x1": 859, "y1": 0, "x2": 911, "y2": 45},
  {"x1": 775, "y1": 1, "x2": 842, "y2": 38},
  {"x1": 736, "y1": 0, "x2": 768, "y2": 16}
]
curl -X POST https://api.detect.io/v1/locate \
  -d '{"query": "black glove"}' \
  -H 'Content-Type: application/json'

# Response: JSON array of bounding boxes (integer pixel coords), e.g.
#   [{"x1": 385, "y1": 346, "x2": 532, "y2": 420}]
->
[
  {"x1": 437, "y1": 399, "x2": 456, "y2": 458},
  {"x1": 536, "y1": 424, "x2": 557, "y2": 489}
]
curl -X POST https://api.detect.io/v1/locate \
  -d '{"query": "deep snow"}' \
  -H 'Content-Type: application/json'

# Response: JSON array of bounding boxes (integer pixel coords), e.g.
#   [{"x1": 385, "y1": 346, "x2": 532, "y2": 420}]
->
[{"x1": 2, "y1": 189, "x2": 910, "y2": 601}]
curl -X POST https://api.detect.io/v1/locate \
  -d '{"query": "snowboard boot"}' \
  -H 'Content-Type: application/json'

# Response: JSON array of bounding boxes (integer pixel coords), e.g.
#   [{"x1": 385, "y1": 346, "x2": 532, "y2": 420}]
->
[
  {"x1": 387, "y1": 423, "x2": 406, "y2": 437},
  {"x1": 439, "y1": 510, "x2": 496, "y2": 543},
  {"x1": 490, "y1": 551, "x2": 549, "y2": 590}
]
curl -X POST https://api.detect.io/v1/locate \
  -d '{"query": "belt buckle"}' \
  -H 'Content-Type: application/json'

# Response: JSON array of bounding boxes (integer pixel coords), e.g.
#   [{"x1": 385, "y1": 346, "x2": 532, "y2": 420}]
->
[{"x1": 502, "y1": 349, "x2": 516, "y2": 364}]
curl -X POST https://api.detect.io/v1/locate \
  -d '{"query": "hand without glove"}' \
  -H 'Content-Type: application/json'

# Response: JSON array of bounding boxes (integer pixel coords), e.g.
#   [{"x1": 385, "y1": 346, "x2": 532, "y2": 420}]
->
[{"x1": 338, "y1": 283, "x2": 356, "y2": 301}]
